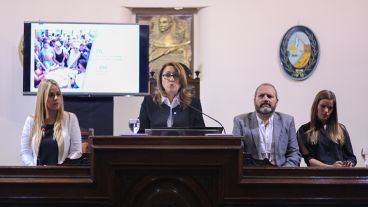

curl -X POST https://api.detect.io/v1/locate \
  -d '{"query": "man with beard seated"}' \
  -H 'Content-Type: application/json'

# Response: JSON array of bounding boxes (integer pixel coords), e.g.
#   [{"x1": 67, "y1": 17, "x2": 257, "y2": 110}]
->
[{"x1": 232, "y1": 83, "x2": 301, "y2": 167}]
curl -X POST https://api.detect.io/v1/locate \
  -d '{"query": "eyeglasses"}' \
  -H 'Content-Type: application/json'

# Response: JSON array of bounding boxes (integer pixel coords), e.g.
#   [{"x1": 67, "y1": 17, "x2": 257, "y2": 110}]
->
[{"x1": 162, "y1": 73, "x2": 179, "y2": 81}]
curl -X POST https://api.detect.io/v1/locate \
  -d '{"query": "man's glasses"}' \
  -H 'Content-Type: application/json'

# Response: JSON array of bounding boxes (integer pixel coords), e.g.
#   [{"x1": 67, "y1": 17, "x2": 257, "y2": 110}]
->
[{"x1": 162, "y1": 73, "x2": 179, "y2": 81}]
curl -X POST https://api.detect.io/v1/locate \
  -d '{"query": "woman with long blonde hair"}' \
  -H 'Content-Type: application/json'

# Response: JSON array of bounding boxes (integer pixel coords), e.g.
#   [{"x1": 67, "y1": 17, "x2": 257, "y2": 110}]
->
[
  {"x1": 21, "y1": 79, "x2": 82, "y2": 166},
  {"x1": 297, "y1": 90, "x2": 356, "y2": 167}
]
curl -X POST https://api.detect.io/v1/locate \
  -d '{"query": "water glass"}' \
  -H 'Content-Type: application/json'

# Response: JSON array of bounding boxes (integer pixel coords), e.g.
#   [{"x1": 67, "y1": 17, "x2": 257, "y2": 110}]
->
[{"x1": 128, "y1": 118, "x2": 140, "y2": 134}]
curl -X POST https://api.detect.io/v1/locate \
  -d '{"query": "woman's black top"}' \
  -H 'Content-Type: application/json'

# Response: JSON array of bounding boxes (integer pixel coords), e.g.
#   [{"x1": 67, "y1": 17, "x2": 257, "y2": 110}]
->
[
  {"x1": 38, "y1": 124, "x2": 59, "y2": 165},
  {"x1": 297, "y1": 122, "x2": 356, "y2": 166},
  {"x1": 138, "y1": 96, "x2": 205, "y2": 132}
]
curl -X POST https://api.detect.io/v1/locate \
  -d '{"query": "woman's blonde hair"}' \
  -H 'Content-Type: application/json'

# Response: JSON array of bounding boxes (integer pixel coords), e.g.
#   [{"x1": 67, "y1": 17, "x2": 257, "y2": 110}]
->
[
  {"x1": 30, "y1": 79, "x2": 64, "y2": 160},
  {"x1": 307, "y1": 90, "x2": 345, "y2": 145},
  {"x1": 153, "y1": 62, "x2": 192, "y2": 107}
]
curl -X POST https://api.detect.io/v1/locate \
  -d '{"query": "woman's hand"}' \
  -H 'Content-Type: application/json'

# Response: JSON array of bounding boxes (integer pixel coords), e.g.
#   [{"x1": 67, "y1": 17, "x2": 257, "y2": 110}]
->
[
  {"x1": 331, "y1": 161, "x2": 344, "y2": 167},
  {"x1": 331, "y1": 160, "x2": 353, "y2": 167},
  {"x1": 342, "y1": 160, "x2": 353, "y2": 167}
]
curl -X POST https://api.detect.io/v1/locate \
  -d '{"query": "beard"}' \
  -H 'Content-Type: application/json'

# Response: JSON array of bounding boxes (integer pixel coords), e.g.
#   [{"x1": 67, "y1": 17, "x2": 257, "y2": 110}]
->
[{"x1": 255, "y1": 103, "x2": 275, "y2": 115}]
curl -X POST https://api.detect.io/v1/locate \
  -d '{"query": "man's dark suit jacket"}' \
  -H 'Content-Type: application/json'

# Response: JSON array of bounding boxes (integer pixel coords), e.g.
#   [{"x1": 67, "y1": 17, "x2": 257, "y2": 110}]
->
[{"x1": 138, "y1": 96, "x2": 205, "y2": 132}]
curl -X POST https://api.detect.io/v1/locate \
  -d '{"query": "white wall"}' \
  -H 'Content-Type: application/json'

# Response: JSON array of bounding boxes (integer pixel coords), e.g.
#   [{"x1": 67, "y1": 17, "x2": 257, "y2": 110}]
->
[
  {"x1": 1, "y1": 0, "x2": 367, "y2": 166},
  {"x1": 193, "y1": 0, "x2": 368, "y2": 167}
]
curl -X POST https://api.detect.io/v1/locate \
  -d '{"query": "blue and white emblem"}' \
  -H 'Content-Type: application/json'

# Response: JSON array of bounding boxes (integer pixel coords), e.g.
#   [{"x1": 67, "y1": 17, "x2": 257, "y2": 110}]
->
[{"x1": 280, "y1": 25, "x2": 319, "y2": 80}]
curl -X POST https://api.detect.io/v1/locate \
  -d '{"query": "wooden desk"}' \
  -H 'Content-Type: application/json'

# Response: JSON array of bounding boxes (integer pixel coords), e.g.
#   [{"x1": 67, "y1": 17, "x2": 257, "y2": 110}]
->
[{"x1": 0, "y1": 136, "x2": 368, "y2": 206}]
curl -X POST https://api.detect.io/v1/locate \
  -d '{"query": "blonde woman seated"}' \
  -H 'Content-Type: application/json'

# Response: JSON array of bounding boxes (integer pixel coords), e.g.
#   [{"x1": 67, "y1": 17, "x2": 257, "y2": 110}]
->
[
  {"x1": 21, "y1": 79, "x2": 82, "y2": 166},
  {"x1": 297, "y1": 90, "x2": 356, "y2": 167}
]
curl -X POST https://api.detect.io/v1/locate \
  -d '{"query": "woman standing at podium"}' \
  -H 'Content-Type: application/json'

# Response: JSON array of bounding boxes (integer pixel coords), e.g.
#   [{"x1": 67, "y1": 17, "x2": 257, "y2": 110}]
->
[
  {"x1": 21, "y1": 79, "x2": 82, "y2": 166},
  {"x1": 138, "y1": 62, "x2": 205, "y2": 132}
]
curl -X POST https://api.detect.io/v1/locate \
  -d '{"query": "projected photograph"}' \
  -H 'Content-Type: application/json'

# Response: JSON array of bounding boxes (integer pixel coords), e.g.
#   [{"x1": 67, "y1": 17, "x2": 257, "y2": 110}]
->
[
  {"x1": 24, "y1": 22, "x2": 149, "y2": 96},
  {"x1": 33, "y1": 28, "x2": 96, "y2": 89}
]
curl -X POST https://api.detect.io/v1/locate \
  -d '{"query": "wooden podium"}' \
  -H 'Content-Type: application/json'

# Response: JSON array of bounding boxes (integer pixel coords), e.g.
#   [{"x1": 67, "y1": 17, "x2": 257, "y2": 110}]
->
[
  {"x1": 1, "y1": 136, "x2": 368, "y2": 206},
  {"x1": 90, "y1": 136, "x2": 242, "y2": 207}
]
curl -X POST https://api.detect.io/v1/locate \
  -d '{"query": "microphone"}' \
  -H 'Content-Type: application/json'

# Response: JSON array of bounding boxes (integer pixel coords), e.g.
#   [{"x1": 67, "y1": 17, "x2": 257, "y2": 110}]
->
[
  {"x1": 41, "y1": 124, "x2": 47, "y2": 138},
  {"x1": 38, "y1": 124, "x2": 47, "y2": 165},
  {"x1": 181, "y1": 100, "x2": 226, "y2": 134}
]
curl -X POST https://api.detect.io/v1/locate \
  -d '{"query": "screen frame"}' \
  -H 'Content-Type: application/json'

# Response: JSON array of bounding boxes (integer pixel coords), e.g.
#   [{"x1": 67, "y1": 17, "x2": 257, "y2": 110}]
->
[{"x1": 23, "y1": 21, "x2": 149, "y2": 97}]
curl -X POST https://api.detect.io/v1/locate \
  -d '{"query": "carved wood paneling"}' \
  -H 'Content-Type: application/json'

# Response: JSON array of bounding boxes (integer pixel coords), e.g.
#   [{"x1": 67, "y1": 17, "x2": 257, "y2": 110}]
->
[{"x1": 0, "y1": 136, "x2": 368, "y2": 207}]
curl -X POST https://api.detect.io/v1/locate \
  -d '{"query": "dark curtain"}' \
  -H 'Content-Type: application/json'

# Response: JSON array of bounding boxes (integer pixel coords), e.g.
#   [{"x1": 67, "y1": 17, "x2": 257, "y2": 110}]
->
[{"x1": 64, "y1": 96, "x2": 113, "y2": 135}]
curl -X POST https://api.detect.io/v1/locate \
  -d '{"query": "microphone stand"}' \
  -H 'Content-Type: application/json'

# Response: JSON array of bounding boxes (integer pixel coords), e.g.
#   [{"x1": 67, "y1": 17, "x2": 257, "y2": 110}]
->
[{"x1": 183, "y1": 101, "x2": 226, "y2": 134}]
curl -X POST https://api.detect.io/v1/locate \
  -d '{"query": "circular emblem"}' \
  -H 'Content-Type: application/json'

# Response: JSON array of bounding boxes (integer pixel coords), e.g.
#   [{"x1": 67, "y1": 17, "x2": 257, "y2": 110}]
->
[{"x1": 280, "y1": 25, "x2": 319, "y2": 80}]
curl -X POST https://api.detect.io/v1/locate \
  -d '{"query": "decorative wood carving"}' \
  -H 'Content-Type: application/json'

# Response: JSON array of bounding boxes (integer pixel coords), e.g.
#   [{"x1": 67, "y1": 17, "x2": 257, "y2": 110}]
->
[{"x1": 0, "y1": 136, "x2": 367, "y2": 206}]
